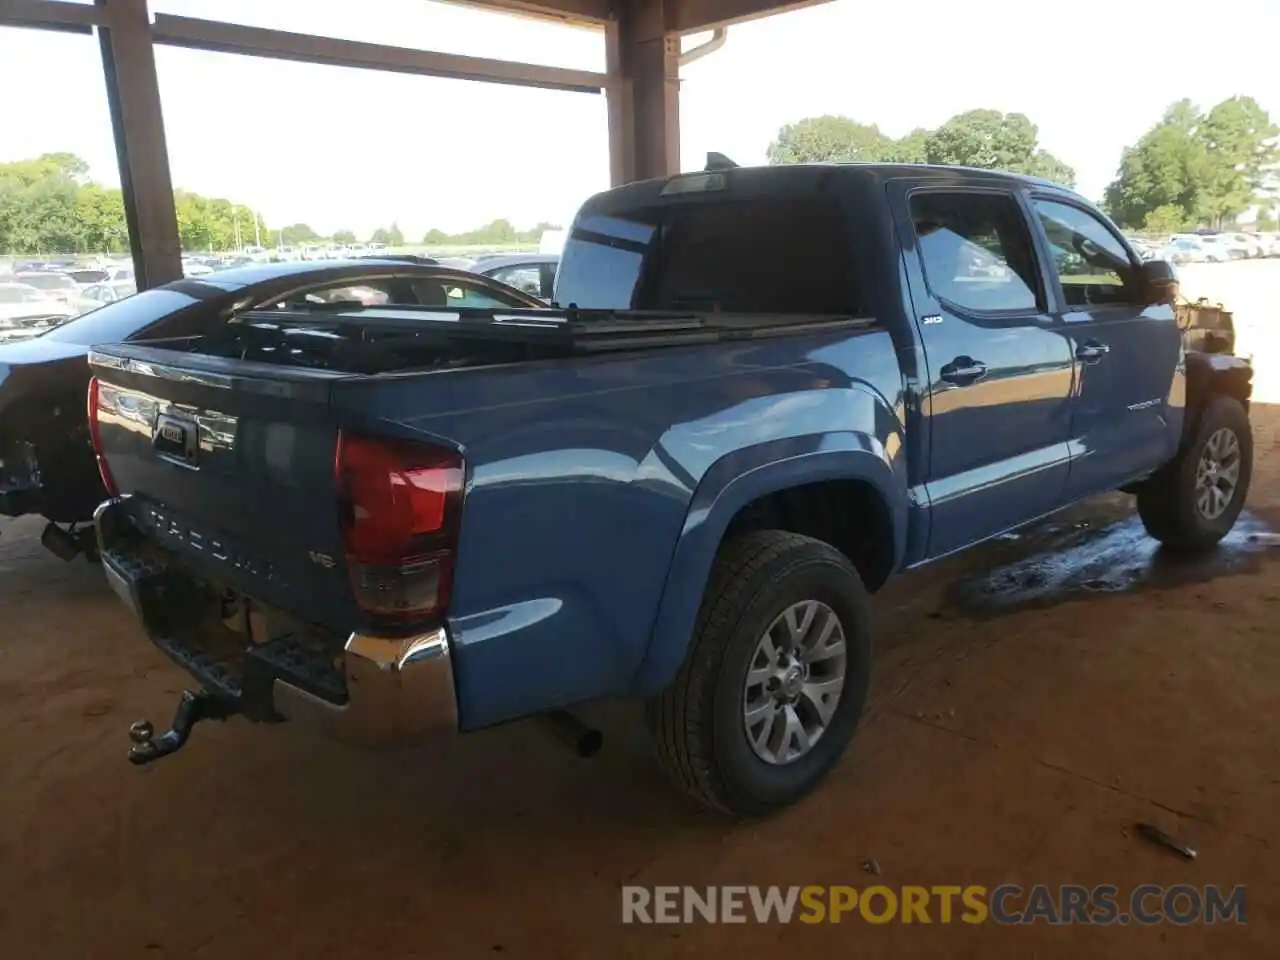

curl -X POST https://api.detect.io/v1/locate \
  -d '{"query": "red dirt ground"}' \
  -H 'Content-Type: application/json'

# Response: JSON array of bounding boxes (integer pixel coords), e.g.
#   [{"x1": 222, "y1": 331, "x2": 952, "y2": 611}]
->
[{"x1": 2, "y1": 409, "x2": 1278, "y2": 960}]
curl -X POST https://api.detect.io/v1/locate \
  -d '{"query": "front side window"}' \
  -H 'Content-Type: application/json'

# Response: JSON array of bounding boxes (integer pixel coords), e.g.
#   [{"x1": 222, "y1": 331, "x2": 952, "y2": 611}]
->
[
  {"x1": 489, "y1": 265, "x2": 543, "y2": 298},
  {"x1": 1033, "y1": 199, "x2": 1138, "y2": 307},
  {"x1": 909, "y1": 191, "x2": 1041, "y2": 313},
  {"x1": 445, "y1": 283, "x2": 512, "y2": 308}
]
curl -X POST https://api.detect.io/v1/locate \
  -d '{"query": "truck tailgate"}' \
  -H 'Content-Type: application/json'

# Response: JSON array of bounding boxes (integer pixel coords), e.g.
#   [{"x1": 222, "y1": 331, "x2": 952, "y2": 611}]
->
[{"x1": 89, "y1": 345, "x2": 358, "y2": 629}]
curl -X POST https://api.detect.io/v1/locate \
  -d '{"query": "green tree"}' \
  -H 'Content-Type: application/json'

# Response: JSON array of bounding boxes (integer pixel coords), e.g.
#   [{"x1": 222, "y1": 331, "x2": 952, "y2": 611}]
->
[
  {"x1": 1105, "y1": 97, "x2": 1278, "y2": 230},
  {"x1": 278, "y1": 223, "x2": 319, "y2": 245},
  {"x1": 1104, "y1": 100, "x2": 1209, "y2": 228},
  {"x1": 423, "y1": 228, "x2": 449, "y2": 244},
  {"x1": 77, "y1": 184, "x2": 128, "y2": 253},
  {"x1": 332, "y1": 228, "x2": 357, "y2": 243},
  {"x1": 923, "y1": 110, "x2": 1075, "y2": 185},
  {"x1": 1198, "y1": 96, "x2": 1279, "y2": 227},
  {"x1": 1142, "y1": 204, "x2": 1190, "y2": 235},
  {"x1": 885, "y1": 127, "x2": 930, "y2": 163},
  {"x1": 370, "y1": 222, "x2": 405, "y2": 246},
  {"x1": 767, "y1": 116, "x2": 895, "y2": 163}
]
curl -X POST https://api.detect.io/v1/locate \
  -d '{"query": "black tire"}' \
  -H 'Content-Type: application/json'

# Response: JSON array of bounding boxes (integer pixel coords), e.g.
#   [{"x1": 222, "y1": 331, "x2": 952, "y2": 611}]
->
[
  {"x1": 1136, "y1": 395, "x2": 1252, "y2": 552},
  {"x1": 646, "y1": 530, "x2": 872, "y2": 816}
]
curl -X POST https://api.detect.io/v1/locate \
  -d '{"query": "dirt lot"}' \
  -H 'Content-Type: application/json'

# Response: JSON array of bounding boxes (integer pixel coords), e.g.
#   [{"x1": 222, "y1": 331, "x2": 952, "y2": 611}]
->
[{"x1": 2, "y1": 263, "x2": 1278, "y2": 959}]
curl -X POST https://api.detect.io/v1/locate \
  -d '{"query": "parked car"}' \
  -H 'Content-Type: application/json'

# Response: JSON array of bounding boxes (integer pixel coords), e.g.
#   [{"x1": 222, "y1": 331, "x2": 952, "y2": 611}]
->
[
  {"x1": 470, "y1": 253, "x2": 559, "y2": 301},
  {"x1": 0, "y1": 282, "x2": 77, "y2": 340},
  {"x1": 65, "y1": 268, "x2": 111, "y2": 286},
  {"x1": 16, "y1": 271, "x2": 85, "y2": 306},
  {"x1": 79, "y1": 281, "x2": 138, "y2": 308},
  {"x1": 1228, "y1": 233, "x2": 1266, "y2": 258},
  {"x1": 1199, "y1": 235, "x2": 1244, "y2": 261},
  {"x1": 1164, "y1": 238, "x2": 1205, "y2": 264},
  {"x1": 15, "y1": 272, "x2": 102, "y2": 316},
  {"x1": 1170, "y1": 234, "x2": 1228, "y2": 262},
  {"x1": 0, "y1": 260, "x2": 542, "y2": 558},
  {"x1": 87, "y1": 163, "x2": 1253, "y2": 815}
]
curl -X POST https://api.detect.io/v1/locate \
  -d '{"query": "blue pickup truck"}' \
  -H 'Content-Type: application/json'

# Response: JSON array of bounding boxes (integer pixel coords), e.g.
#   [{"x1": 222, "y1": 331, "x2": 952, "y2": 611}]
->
[{"x1": 87, "y1": 162, "x2": 1252, "y2": 815}]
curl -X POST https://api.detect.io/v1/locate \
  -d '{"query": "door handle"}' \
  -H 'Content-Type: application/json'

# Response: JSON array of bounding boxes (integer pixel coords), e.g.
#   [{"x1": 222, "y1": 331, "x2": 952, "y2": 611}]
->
[
  {"x1": 1076, "y1": 340, "x2": 1110, "y2": 363},
  {"x1": 939, "y1": 357, "x2": 987, "y2": 385}
]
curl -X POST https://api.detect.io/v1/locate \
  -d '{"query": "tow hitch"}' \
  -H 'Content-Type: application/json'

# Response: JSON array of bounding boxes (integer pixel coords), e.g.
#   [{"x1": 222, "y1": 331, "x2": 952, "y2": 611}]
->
[{"x1": 127, "y1": 689, "x2": 238, "y2": 765}]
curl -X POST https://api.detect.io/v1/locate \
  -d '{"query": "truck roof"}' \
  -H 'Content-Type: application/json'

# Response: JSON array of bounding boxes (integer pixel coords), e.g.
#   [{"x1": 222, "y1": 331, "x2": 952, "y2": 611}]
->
[{"x1": 584, "y1": 162, "x2": 1078, "y2": 214}]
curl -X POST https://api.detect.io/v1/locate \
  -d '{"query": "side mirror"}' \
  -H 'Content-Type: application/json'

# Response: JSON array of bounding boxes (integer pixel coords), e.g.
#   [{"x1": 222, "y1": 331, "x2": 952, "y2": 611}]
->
[{"x1": 1139, "y1": 259, "x2": 1179, "y2": 305}]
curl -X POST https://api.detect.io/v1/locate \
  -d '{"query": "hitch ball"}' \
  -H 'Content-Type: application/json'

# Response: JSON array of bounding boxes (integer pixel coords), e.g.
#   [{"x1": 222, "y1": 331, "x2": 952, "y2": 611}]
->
[{"x1": 129, "y1": 720, "x2": 154, "y2": 744}]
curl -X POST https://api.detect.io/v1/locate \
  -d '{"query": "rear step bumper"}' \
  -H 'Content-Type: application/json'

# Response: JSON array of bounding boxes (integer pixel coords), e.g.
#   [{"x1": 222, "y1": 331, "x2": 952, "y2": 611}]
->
[{"x1": 94, "y1": 496, "x2": 458, "y2": 745}]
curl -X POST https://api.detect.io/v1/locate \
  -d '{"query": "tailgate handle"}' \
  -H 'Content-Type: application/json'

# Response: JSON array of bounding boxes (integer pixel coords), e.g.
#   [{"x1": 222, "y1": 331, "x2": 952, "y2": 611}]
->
[{"x1": 153, "y1": 414, "x2": 199, "y2": 466}]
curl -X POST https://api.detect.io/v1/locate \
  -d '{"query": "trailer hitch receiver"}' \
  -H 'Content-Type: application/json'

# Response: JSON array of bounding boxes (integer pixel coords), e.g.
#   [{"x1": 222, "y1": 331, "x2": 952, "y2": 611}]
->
[{"x1": 127, "y1": 690, "x2": 237, "y2": 765}]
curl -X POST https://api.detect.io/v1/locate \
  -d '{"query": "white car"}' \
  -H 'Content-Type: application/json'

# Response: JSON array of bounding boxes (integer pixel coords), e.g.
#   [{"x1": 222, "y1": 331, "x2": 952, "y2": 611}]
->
[
  {"x1": 1172, "y1": 235, "x2": 1231, "y2": 262},
  {"x1": 1227, "y1": 233, "x2": 1266, "y2": 258},
  {"x1": 0, "y1": 281, "x2": 77, "y2": 338},
  {"x1": 80, "y1": 281, "x2": 138, "y2": 308}
]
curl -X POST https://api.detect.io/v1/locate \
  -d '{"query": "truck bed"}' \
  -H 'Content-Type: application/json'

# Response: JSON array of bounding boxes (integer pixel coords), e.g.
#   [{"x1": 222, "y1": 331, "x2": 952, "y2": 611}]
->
[{"x1": 151, "y1": 305, "x2": 872, "y2": 375}]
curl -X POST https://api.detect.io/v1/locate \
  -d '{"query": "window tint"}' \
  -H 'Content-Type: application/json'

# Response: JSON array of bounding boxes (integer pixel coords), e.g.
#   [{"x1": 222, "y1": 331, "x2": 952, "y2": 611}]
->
[
  {"x1": 910, "y1": 192, "x2": 1040, "y2": 313},
  {"x1": 41, "y1": 289, "x2": 204, "y2": 344},
  {"x1": 1033, "y1": 199, "x2": 1137, "y2": 307},
  {"x1": 554, "y1": 199, "x2": 859, "y2": 314}
]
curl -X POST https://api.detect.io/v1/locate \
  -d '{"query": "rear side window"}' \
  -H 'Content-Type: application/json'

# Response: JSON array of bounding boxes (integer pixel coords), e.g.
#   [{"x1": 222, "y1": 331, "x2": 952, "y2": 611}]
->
[
  {"x1": 910, "y1": 191, "x2": 1041, "y2": 314},
  {"x1": 555, "y1": 197, "x2": 859, "y2": 314}
]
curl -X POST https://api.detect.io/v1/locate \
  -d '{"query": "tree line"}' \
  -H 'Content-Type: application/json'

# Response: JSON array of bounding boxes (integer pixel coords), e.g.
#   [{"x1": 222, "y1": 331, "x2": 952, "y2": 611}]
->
[
  {"x1": 1104, "y1": 97, "x2": 1277, "y2": 232},
  {"x1": 768, "y1": 97, "x2": 1278, "y2": 232},
  {"x1": 0, "y1": 153, "x2": 560, "y2": 255},
  {"x1": 767, "y1": 110, "x2": 1076, "y2": 186}
]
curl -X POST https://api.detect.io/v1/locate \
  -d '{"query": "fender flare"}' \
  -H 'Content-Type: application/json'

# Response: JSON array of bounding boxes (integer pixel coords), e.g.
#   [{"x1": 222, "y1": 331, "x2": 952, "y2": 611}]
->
[
  {"x1": 1183, "y1": 353, "x2": 1253, "y2": 442},
  {"x1": 629, "y1": 432, "x2": 906, "y2": 695}
]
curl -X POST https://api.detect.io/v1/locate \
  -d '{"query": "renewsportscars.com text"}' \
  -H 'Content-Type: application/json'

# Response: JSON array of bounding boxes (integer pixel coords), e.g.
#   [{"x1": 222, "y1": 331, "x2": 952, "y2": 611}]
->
[{"x1": 621, "y1": 884, "x2": 1246, "y2": 926}]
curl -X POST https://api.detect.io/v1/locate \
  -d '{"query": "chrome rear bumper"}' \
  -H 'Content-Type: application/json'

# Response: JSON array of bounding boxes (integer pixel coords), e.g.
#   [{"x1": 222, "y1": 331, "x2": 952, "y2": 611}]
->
[
  {"x1": 95, "y1": 495, "x2": 458, "y2": 746},
  {"x1": 274, "y1": 628, "x2": 458, "y2": 745}
]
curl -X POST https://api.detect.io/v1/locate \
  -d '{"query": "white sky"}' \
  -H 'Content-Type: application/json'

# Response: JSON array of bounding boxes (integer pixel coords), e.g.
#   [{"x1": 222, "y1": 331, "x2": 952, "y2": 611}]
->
[{"x1": 0, "y1": 0, "x2": 1276, "y2": 239}]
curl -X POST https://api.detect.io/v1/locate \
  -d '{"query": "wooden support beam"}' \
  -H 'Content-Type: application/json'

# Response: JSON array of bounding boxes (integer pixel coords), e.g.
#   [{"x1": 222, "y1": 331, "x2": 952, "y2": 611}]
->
[
  {"x1": 673, "y1": 0, "x2": 832, "y2": 33},
  {"x1": 605, "y1": 0, "x2": 680, "y2": 186},
  {"x1": 96, "y1": 0, "x2": 183, "y2": 288},
  {"x1": 150, "y1": 14, "x2": 607, "y2": 94},
  {"x1": 0, "y1": 0, "x2": 103, "y2": 34}
]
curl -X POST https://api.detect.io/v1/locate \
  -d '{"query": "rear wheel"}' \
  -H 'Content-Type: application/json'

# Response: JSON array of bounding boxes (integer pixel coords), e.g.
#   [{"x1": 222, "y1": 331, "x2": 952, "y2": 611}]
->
[
  {"x1": 646, "y1": 530, "x2": 872, "y2": 816},
  {"x1": 1137, "y1": 395, "x2": 1252, "y2": 551}
]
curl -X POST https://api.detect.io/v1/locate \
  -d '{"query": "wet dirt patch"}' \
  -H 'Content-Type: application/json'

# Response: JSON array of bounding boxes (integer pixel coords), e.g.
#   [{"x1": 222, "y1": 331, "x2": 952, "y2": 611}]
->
[{"x1": 946, "y1": 511, "x2": 1280, "y2": 617}]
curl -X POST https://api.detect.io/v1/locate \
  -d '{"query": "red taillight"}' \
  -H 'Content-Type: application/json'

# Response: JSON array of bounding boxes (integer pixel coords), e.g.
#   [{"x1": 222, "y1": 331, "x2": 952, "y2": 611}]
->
[
  {"x1": 335, "y1": 431, "x2": 464, "y2": 623},
  {"x1": 86, "y1": 376, "x2": 119, "y2": 496}
]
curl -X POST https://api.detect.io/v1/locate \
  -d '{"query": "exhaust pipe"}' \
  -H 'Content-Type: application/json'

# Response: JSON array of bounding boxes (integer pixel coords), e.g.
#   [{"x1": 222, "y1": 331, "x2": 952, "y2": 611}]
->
[{"x1": 542, "y1": 710, "x2": 603, "y2": 758}]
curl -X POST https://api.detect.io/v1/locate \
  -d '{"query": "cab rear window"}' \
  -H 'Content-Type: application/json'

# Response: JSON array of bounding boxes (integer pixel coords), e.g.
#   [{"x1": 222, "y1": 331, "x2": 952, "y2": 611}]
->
[{"x1": 555, "y1": 197, "x2": 859, "y2": 315}]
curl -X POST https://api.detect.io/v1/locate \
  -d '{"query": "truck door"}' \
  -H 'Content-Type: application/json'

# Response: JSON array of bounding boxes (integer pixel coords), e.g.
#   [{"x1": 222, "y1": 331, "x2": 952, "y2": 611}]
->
[
  {"x1": 891, "y1": 184, "x2": 1076, "y2": 559},
  {"x1": 1027, "y1": 197, "x2": 1183, "y2": 499}
]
